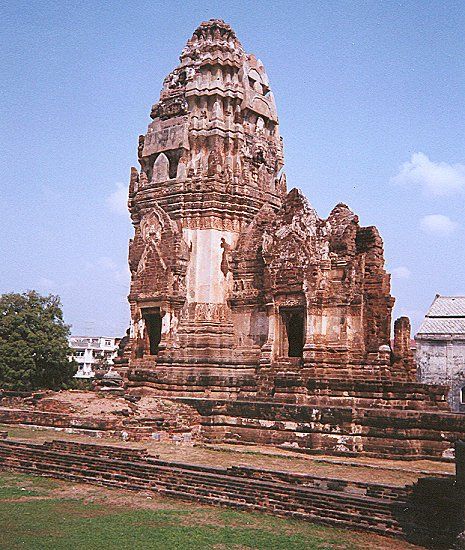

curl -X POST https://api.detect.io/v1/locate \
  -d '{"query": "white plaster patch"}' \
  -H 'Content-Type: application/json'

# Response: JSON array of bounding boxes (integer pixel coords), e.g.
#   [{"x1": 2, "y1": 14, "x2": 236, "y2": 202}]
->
[
  {"x1": 161, "y1": 311, "x2": 171, "y2": 334},
  {"x1": 334, "y1": 436, "x2": 352, "y2": 453},
  {"x1": 258, "y1": 419, "x2": 275, "y2": 428},
  {"x1": 283, "y1": 421, "x2": 298, "y2": 430},
  {"x1": 321, "y1": 316, "x2": 327, "y2": 335},
  {"x1": 183, "y1": 228, "x2": 238, "y2": 304},
  {"x1": 442, "y1": 447, "x2": 455, "y2": 459}
]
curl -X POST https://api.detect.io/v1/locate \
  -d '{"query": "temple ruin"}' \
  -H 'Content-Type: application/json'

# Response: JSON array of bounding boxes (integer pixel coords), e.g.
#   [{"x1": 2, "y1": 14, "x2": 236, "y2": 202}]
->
[
  {"x1": 126, "y1": 19, "x2": 410, "y2": 390},
  {"x1": 2, "y1": 19, "x2": 465, "y2": 547},
  {"x1": 116, "y1": 20, "x2": 465, "y2": 459}
]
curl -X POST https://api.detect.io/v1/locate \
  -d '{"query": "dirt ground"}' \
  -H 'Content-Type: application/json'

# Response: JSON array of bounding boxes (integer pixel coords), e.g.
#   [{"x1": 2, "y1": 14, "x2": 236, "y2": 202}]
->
[{"x1": 1, "y1": 421, "x2": 454, "y2": 487}]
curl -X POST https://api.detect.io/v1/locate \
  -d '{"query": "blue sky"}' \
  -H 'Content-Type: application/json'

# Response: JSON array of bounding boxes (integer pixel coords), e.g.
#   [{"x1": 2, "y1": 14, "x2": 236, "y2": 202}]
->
[{"x1": 1, "y1": 0, "x2": 464, "y2": 336}]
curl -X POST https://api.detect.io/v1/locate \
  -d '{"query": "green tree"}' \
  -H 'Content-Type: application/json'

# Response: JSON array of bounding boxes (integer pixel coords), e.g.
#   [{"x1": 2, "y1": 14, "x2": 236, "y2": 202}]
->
[{"x1": 0, "y1": 291, "x2": 77, "y2": 391}]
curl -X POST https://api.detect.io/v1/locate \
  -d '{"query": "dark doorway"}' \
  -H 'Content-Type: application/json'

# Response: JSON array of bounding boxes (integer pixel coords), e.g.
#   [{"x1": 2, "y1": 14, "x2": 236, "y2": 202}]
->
[
  {"x1": 142, "y1": 309, "x2": 162, "y2": 355},
  {"x1": 281, "y1": 308, "x2": 304, "y2": 358}
]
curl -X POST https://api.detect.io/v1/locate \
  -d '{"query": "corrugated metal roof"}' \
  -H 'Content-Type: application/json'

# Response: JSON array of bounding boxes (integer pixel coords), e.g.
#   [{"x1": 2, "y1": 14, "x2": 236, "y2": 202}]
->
[
  {"x1": 427, "y1": 295, "x2": 465, "y2": 317},
  {"x1": 417, "y1": 295, "x2": 465, "y2": 335}
]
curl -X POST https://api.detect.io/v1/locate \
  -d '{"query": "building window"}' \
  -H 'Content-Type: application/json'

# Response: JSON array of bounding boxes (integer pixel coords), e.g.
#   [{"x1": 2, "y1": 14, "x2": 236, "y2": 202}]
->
[
  {"x1": 74, "y1": 350, "x2": 84, "y2": 357},
  {"x1": 105, "y1": 339, "x2": 111, "y2": 346}
]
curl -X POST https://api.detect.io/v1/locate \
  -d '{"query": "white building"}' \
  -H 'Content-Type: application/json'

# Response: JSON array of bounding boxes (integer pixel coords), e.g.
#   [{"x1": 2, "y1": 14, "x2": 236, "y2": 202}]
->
[
  {"x1": 415, "y1": 295, "x2": 465, "y2": 412},
  {"x1": 69, "y1": 336, "x2": 120, "y2": 378}
]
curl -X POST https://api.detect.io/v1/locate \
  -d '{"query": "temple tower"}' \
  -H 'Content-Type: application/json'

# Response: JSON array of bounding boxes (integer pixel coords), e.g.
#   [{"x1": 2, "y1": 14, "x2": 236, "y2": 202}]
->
[
  {"x1": 127, "y1": 20, "x2": 285, "y2": 390},
  {"x1": 126, "y1": 20, "x2": 403, "y2": 398},
  {"x1": 113, "y1": 20, "x2": 465, "y2": 463}
]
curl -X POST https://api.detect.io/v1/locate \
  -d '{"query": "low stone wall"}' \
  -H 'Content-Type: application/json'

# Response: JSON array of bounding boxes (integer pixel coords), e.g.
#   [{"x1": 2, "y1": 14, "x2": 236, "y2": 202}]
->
[
  {"x1": 179, "y1": 398, "x2": 465, "y2": 460},
  {"x1": 2, "y1": 396, "x2": 464, "y2": 460},
  {"x1": 0, "y1": 438, "x2": 410, "y2": 538},
  {"x1": 0, "y1": 407, "x2": 120, "y2": 433},
  {"x1": 288, "y1": 377, "x2": 450, "y2": 410},
  {"x1": 1, "y1": 437, "x2": 463, "y2": 546},
  {"x1": 0, "y1": 404, "x2": 200, "y2": 442}
]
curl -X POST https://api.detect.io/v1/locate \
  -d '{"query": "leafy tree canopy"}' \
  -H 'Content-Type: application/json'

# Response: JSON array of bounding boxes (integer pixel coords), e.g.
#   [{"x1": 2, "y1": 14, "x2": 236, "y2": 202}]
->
[{"x1": 0, "y1": 291, "x2": 77, "y2": 391}]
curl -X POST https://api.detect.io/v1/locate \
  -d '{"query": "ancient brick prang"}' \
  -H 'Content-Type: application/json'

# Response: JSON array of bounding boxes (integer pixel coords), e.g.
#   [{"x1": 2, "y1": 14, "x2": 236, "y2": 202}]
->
[
  {"x1": 126, "y1": 19, "x2": 406, "y2": 396},
  {"x1": 127, "y1": 19, "x2": 287, "y2": 383}
]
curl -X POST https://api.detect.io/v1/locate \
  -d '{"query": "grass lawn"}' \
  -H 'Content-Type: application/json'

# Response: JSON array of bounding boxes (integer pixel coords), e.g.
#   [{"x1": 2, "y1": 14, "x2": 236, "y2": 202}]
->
[{"x1": 0, "y1": 471, "x2": 420, "y2": 550}]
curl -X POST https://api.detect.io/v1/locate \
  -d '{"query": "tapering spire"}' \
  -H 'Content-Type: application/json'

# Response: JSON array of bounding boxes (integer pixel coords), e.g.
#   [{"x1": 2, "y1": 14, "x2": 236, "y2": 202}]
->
[{"x1": 131, "y1": 19, "x2": 284, "y2": 232}]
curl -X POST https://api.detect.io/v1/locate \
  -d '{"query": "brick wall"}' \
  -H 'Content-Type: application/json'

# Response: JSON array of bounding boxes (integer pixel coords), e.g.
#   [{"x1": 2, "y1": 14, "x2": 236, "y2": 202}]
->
[
  {"x1": 0, "y1": 438, "x2": 462, "y2": 546},
  {"x1": 180, "y1": 397, "x2": 465, "y2": 459},
  {"x1": 0, "y1": 438, "x2": 411, "y2": 538}
]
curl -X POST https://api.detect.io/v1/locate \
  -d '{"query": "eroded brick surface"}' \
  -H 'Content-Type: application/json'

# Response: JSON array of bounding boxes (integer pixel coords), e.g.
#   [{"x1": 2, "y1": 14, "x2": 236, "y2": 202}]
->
[
  {"x1": 0, "y1": 438, "x2": 462, "y2": 545},
  {"x1": 0, "y1": 438, "x2": 418, "y2": 538},
  {"x1": 125, "y1": 19, "x2": 416, "y2": 398}
]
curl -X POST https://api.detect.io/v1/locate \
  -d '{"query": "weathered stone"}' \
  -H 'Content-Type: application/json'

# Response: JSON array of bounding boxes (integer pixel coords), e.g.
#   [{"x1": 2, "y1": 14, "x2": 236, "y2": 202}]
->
[{"x1": 125, "y1": 19, "x2": 411, "y2": 396}]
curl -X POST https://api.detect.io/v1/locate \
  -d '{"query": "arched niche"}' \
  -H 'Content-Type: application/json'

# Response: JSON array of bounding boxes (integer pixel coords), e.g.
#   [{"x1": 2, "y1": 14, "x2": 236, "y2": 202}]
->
[{"x1": 152, "y1": 153, "x2": 169, "y2": 183}]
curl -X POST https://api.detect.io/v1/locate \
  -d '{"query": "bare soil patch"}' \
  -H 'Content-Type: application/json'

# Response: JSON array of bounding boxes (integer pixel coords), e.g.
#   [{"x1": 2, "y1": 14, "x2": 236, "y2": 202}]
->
[{"x1": 1, "y1": 419, "x2": 453, "y2": 487}]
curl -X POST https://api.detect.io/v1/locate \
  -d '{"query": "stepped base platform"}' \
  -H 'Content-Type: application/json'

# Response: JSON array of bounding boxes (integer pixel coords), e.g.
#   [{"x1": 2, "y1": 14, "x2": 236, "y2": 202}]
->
[{"x1": 0, "y1": 388, "x2": 464, "y2": 461}]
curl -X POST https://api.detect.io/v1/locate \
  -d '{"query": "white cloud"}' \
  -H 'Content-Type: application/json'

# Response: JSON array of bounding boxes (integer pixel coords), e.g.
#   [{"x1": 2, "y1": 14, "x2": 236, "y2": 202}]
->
[
  {"x1": 106, "y1": 182, "x2": 129, "y2": 215},
  {"x1": 420, "y1": 214, "x2": 458, "y2": 236},
  {"x1": 391, "y1": 152, "x2": 465, "y2": 196},
  {"x1": 391, "y1": 266, "x2": 411, "y2": 279}
]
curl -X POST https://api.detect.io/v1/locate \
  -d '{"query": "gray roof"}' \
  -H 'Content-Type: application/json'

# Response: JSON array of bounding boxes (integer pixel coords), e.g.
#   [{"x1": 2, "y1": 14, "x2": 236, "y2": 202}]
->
[
  {"x1": 417, "y1": 295, "x2": 465, "y2": 335},
  {"x1": 427, "y1": 296, "x2": 465, "y2": 317}
]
